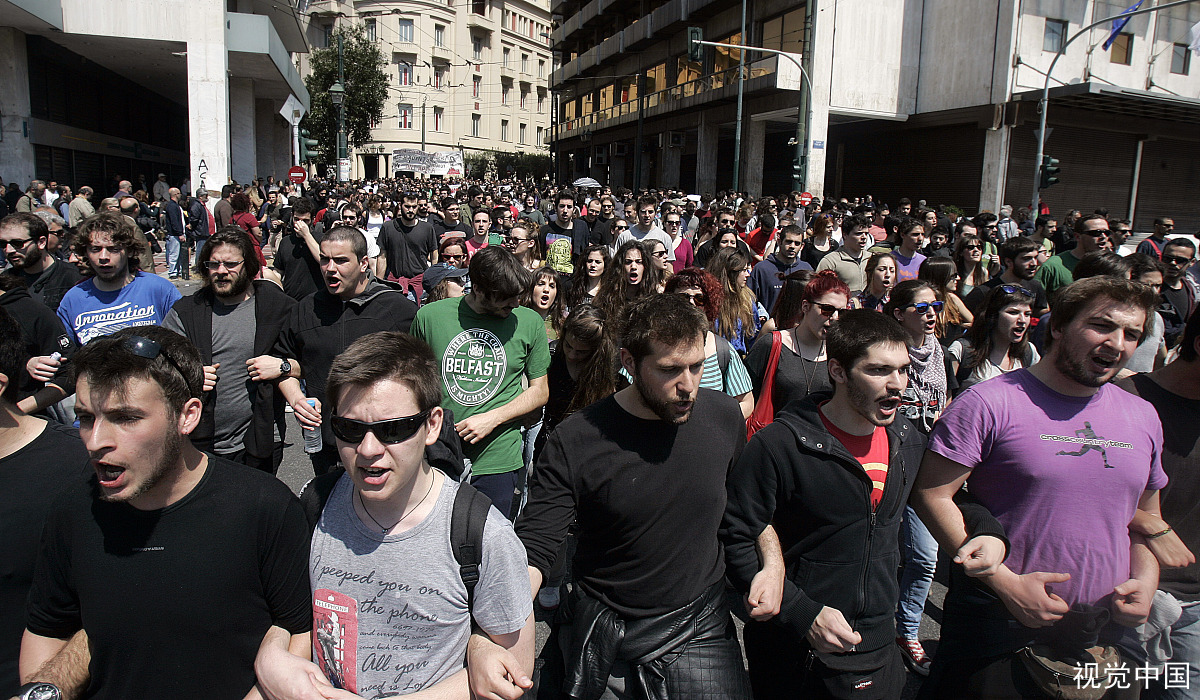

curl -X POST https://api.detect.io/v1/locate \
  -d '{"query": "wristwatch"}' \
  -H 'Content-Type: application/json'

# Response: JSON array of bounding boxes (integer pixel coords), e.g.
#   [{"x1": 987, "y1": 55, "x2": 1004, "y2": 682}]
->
[
  {"x1": 16, "y1": 683, "x2": 62, "y2": 700},
  {"x1": 280, "y1": 358, "x2": 292, "y2": 376}
]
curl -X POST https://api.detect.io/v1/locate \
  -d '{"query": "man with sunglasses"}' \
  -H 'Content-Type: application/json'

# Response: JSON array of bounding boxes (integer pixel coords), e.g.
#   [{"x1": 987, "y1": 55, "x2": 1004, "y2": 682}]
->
[
  {"x1": 163, "y1": 227, "x2": 296, "y2": 474},
  {"x1": 1137, "y1": 218, "x2": 1176, "y2": 260},
  {"x1": 21, "y1": 326, "x2": 312, "y2": 700},
  {"x1": 1036, "y1": 214, "x2": 1110, "y2": 297},
  {"x1": 1158, "y1": 238, "x2": 1198, "y2": 349},
  {"x1": 254, "y1": 332, "x2": 534, "y2": 700},
  {"x1": 965, "y1": 236, "x2": 1049, "y2": 317},
  {"x1": 0, "y1": 212, "x2": 81, "y2": 313}
]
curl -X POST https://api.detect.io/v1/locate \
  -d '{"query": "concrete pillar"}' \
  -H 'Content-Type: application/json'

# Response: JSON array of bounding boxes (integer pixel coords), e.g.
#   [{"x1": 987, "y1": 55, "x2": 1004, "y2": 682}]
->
[
  {"x1": 229, "y1": 79, "x2": 257, "y2": 183},
  {"x1": 660, "y1": 140, "x2": 681, "y2": 190},
  {"x1": 743, "y1": 119, "x2": 766, "y2": 197},
  {"x1": 979, "y1": 126, "x2": 1011, "y2": 213},
  {"x1": 255, "y1": 98, "x2": 277, "y2": 181},
  {"x1": 696, "y1": 116, "x2": 719, "y2": 196},
  {"x1": 274, "y1": 117, "x2": 293, "y2": 181},
  {"x1": 0, "y1": 29, "x2": 36, "y2": 185},
  {"x1": 610, "y1": 155, "x2": 627, "y2": 188},
  {"x1": 805, "y1": 0, "x2": 834, "y2": 198},
  {"x1": 186, "y1": 7, "x2": 231, "y2": 197}
]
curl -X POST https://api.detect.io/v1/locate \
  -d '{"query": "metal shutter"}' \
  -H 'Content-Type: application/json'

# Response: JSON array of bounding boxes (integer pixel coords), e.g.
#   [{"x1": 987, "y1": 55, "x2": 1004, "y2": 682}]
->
[{"x1": 1134, "y1": 138, "x2": 1200, "y2": 233}]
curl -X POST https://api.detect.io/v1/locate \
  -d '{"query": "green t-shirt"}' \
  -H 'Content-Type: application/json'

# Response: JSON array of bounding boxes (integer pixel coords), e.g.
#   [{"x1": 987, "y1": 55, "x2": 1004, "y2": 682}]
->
[
  {"x1": 411, "y1": 296, "x2": 551, "y2": 475},
  {"x1": 1035, "y1": 250, "x2": 1079, "y2": 296}
]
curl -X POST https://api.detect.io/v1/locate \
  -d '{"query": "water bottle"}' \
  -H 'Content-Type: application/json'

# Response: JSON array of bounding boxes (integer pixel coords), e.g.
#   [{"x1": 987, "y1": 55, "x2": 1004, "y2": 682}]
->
[
  {"x1": 302, "y1": 398, "x2": 323, "y2": 453},
  {"x1": 50, "y1": 352, "x2": 62, "y2": 362}
]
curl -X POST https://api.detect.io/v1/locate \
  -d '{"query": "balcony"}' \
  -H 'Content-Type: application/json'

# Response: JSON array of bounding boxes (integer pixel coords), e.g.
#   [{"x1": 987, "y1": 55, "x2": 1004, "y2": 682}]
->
[
  {"x1": 500, "y1": 64, "x2": 516, "y2": 79},
  {"x1": 430, "y1": 45, "x2": 453, "y2": 62},
  {"x1": 467, "y1": 11, "x2": 495, "y2": 33}
]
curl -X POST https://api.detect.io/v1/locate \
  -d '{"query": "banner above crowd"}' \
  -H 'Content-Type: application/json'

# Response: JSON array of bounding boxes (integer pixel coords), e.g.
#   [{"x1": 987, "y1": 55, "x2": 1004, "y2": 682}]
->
[{"x1": 392, "y1": 149, "x2": 465, "y2": 177}]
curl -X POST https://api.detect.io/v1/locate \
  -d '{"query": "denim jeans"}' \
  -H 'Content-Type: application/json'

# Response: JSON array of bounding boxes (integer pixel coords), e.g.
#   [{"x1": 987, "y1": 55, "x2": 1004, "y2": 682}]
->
[
  {"x1": 896, "y1": 504, "x2": 939, "y2": 640},
  {"x1": 164, "y1": 234, "x2": 180, "y2": 276},
  {"x1": 1148, "y1": 597, "x2": 1200, "y2": 699}
]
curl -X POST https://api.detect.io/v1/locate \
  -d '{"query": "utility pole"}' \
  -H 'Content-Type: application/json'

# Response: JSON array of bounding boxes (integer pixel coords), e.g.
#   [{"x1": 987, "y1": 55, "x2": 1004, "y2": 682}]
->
[
  {"x1": 731, "y1": 0, "x2": 747, "y2": 192},
  {"x1": 333, "y1": 34, "x2": 347, "y2": 182}
]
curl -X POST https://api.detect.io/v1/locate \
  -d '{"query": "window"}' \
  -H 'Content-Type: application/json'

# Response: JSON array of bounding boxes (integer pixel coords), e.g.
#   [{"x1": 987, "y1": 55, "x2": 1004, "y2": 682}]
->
[
  {"x1": 472, "y1": 0, "x2": 486, "y2": 16},
  {"x1": 501, "y1": 119, "x2": 509, "y2": 141},
  {"x1": 397, "y1": 19, "x2": 414, "y2": 43},
  {"x1": 322, "y1": 24, "x2": 333, "y2": 48},
  {"x1": 538, "y1": 59, "x2": 545, "y2": 78},
  {"x1": 365, "y1": 19, "x2": 377, "y2": 42},
  {"x1": 502, "y1": 85, "x2": 510, "y2": 105},
  {"x1": 1110, "y1": 32, "x2": 1133, "y2": 65},
  {"x1": 433, "y1": 67, "x2": 445, "y2": 89},
  {"x1": 503, "y1": 47, "x2": 511, "y2": 67},
  {"x1": 398, "y1": 62, "x2": 412, "y2": 86},
  {"x1": 537, "y1": 126, "x2": 543, "y2": 144},
  {"x1": 521, "y1": 54, "x2": 529, "y2": 73},
  {"x1": 434, "y1": 24, "x2": 445, "y2": 47},
  {"x1": 762, "y1": 8, "x2": 806, "y2": 54},
  {"x1": 434, "y1": 107, "x2": 444, "y2": 131},
  {"x1": 473, "y1": 37, "x2": 483, "y2": 61},
  {"x1": 473, "y1": 75, "x2": 481, "y2": 97},
  {"x1": 538, "y1": 94, "x2": 544, "y2": 112},
  {"x1": 1171, "y1": 43, "x2": 1191, "y2": 75},
  {"x1": 519, "y1": 123, "x2": 526, "y2": 144},
  {"x1": 520, "y1": 90, "x2": 528, "y2": 109},
  {"x1": 398, "y1": 103, "x2": 413, "y2": 129},
  {"x1": 1043, "y1": 18, "x2": 1067, "y2": 53},
  {"x1": 472, "y1": 114, "x2": 481, "y2": 137}
]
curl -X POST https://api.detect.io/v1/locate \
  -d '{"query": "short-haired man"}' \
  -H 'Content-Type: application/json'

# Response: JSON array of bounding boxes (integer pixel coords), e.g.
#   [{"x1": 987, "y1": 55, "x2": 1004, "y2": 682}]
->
[
  {"x1": 1157, "y1": 237, "x2": 1199, "y2": 349},
  {"x1": 1036, "y1": 214, "x2": 1110, "y2": 296},
  {"x1": 627, "y1": 194, "x2": 674, "y2": 265},
  {"x1": 163, "y1": 227, "x2": 297, "y2": 474},
  {"x1": 1030, "y1": 215, "x2": 1057, "y2": 261},
  {"x1": 376, "y1": 193, "x2": 439, "y2": 301},
  {"x1": 411, "y1": 247, "x2": 549, "y2": 520},
  {"x1": 152, "y1": 173, "x2": 170, "y2": 203},
  {"x1": 187, "y1": 188, "x2": 215, "y2": 259},
  {"x1": 964, "y1": 236, "x2": 1050, "y2": 317},
  {"x1": 504, "y1": 293, "x2": 752, "y2": 699},
  {"x1": 0, "y1": 213, "x2": 82, "y2": 312},
  {"x1": 1137, "y1": 218, "x2": 1175, "y2": 260},
  {"x1": 264, "y1": 227, "x2": 418, "y2": 475},
  {"x1": 163, "y1": 187, "x2": 189, "y2": 280},
  {"x1": 892, "y1": 218, "x2": 928, "y2": 282},
  {"x1": 67, "y1": 187, "x2": 95, "y2": 228},
  {"x1": 433, "y1": 196, "x2": 472, "y2": 241},
  {"x1": 57, "y1": 212, "x2": 181, "y2": 346},
  {"x1": 0, "y1": 306, "x2": 91, "y2": 698},
  {"x1": 214, "y1": 184, "x2": 235, "y2": 229},
  {"x1": 465, "y1": 209, "x2": 492, "y2": 260},
  {"x1": 540, "y1": 190, "x2": 591, "y2": 262},
  {"x1": 255, "y1": 332, "x2": 535, "y2": 698},
  {"x1": 520, "y1": 193, "x2": 546, "y2": 228},
  {"x1": 749, "y1": 224, "x2": 811, "y2": 315},
  {"x1": 913, "y1": 277, "x2": 1166, "y2": 697},
  {"x1": 816, "y1": 213, "x2": 873, "y2": 293},
  {"x1": 15, "y1": 181, "x2": 45, "y2": 214},
  {"x1": 272, "y1": 196, "x2": 327, "y2": 302},
  {"x1": 20, "y1": 326, "x2": 311, "y2": 700}
]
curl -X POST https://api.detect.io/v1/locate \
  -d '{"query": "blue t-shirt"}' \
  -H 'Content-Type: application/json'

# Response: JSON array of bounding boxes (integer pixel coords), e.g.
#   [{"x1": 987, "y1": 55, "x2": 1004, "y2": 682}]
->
[{"x1": 57, "y1": 273, "x2": 182, "y2": 345}]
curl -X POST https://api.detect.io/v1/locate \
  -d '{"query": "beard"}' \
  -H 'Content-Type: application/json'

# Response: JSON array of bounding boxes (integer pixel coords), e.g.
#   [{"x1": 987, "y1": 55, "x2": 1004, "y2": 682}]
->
[
  {"x1": 17, "y1": 245, "x2": 44, "y2": 271},
  {"x1": 1053, "y1": 346, "x2": 1113, "y2": 389},
  {"x1": 212, "y1": 271, "x2": 252, "y2": 299},
  {"x1": 99, "y1": 429, "x2": 184, "y2": 503},
  {"x1": 632, "y1": 368, "x2": 694, "y2": 425}
]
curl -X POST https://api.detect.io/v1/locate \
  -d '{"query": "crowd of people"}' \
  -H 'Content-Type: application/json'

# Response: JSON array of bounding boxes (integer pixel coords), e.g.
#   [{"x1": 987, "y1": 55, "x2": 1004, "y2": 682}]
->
[{"x1": 0, "y1": 170, "x2": 1198, "y2": 700}]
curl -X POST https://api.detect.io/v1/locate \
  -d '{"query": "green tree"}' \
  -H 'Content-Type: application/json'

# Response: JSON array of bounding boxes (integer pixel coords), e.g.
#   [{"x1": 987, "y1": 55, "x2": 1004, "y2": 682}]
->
[{"x1": 300, "y1": 27, "x2": 388, "y2": 164}]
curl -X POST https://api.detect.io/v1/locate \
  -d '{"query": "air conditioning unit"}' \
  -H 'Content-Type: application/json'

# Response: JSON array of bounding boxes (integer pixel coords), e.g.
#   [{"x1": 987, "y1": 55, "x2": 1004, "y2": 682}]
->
[
  {"x1": 668, "y1": 131, "x2": 685, "y2": 148},
  {"x1": 612, "y1": 143, "x2": 629, "y2": 157}
]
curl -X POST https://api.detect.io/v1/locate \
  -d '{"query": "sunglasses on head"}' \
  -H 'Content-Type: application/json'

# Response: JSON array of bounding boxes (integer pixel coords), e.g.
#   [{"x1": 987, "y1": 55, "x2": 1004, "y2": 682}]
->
[
  {"x1": 998, "y1": 284, "x2": 1035, "y2": 298},
  {"x1": 330, "y1": 409, "x2": 432, "y2": 445},
  {"x1": 121, "y1": 335, "x2": 196, "y2": 395},
  {"x1": 908, "y1": 301, "x2": 945, "y2": 314}
]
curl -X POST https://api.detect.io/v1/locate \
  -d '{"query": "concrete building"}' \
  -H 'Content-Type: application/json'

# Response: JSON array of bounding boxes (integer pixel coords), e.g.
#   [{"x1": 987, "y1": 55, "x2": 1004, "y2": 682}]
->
[
  {"x1": 304, "y1": 0, "x2": 553, "y2": 179},
  {"x1": 552, "y1": 0, "x2": 1200, "y2": 230},
  {"x1": 0, "y1": 0, "x2": 309, "y2": 197}
]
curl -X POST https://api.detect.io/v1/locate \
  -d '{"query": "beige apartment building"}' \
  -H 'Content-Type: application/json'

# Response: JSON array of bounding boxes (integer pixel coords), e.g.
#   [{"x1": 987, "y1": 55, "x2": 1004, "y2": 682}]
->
[{"x1": 306, "y1": 0, "x2": 554, "y2": 179}]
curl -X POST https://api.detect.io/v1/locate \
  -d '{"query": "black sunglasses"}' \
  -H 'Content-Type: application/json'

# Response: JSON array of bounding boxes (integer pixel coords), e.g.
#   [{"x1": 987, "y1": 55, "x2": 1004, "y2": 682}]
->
[
  {"x1": 1163, "y1": 254, "x2": 1194, "y2": 266},
  {"x1": 121, "y1": 336, "x2": 196, "y2": 395},
  {"x1": 907, "y1": 301, "x2": 945, "y2": 314},
  {"x1": 998, "y1": 284, "x2": 1035, "y2": 298},
  {"x1": 813, "y1": 302, "x2": 846, "y2": 318},
  {"x1": 331, "y1": 409, "x2": 432, "y2": 445}
]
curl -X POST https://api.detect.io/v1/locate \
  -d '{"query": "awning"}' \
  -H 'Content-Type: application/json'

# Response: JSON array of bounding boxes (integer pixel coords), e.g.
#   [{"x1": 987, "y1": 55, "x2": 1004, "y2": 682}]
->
[{"x1": 1012, "y1": 82, "x2": 1200, "y2": 126}]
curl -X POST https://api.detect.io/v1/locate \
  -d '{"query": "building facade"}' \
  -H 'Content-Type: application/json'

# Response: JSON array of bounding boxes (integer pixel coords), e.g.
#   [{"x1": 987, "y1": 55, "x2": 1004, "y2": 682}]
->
[
  {"x1": 552, "y1": 0, "x2": 1200, "y2": 230},
  {"x1": 0, "y1": 0, "x2": 309, "y2": 196},
  {"x1": 305, "y1": 0, "x2": 554, "y2": 180}
]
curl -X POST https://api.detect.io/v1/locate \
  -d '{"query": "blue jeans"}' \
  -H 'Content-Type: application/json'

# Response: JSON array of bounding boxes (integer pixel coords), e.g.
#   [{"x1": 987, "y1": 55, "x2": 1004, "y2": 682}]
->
[
  {"x1": 896, "y1": 504, "x2": 938, "y2": 640},
  {"x1": 1148, "y1": 597, "x2": 1200, "y2": 699},
  {"x1": 164, "y1": 234, "x2": 179, "y2": 275}
]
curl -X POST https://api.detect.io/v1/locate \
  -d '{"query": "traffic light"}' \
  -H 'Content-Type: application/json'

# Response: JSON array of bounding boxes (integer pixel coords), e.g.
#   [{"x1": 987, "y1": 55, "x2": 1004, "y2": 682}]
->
[
  {"x1": 792, "y1": 159, "x2": 803, "y2": 186},
  {"x1": 687, "y1": 27, "x2": 704, "y2": 62},
  {"x1": 1040, "y1": 154, "x2": 1061, "y2": 190},
  {"x1": 299, "y1": 129, "x2": 320, "y2": 163}
]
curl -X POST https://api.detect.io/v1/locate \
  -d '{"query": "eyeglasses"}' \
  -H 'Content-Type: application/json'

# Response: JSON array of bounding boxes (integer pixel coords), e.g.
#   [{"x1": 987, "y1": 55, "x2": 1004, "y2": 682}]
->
[
  {"x1": 1080, "y1": 229, "x2": 1110, "y2": 237},
  {"x1": 997, "y1": 284, "x2": 1035, "y2": 298},
  {"x1": 812, "y1": 302, "x2": 846, "y2": 318},
  {"x1": 679, "y1": 292, "x2": 706, "y2": 304},
  {"x1": 1163, "y1": 254, "x2": 1194, "y2": 266},
  {"x1": 963, "y1": 244, "x2": 983, "y2": 251},
  {"x1": 614, "y1": 225, "x2": 629, "y2": 230},
  {"x1": 442, "y1": 253, "x2": 467, "y2": 261},
  {"x1": 664, "y1": 220, "x2": 681, "y2": 227},
  {"x1": 1, "y1": 237, "x2": 34, "y2": 249},
  {"x1": 203, "y1": 259, "x2": 244, "y2": 271},
  {"x1": 121, "y1": 335, "x2": 196, "y2": 395},
  {"x1": 651, "y1": 250, "x2": 669, "y2": 259},
  {"x1": 331, "y1": 409, "x2": 432, "y2": 445},
  {"x1": 503, "y1": 236, "x2": 530, "y2": 245},
  {"x1": 907, "y1": 301, "x2": 945, "y2": 314}
]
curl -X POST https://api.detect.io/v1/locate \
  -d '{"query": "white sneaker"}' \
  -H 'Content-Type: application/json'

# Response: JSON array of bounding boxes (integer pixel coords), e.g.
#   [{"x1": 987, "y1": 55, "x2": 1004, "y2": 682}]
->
[{"x1": 537, "y1": 586, "x2": 561, "y2": 610}]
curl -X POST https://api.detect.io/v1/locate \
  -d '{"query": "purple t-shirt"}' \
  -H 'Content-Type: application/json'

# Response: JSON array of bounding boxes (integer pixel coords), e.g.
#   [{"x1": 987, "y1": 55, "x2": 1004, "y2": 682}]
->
[
  {"x1": 892, "y1": 250, "x2": 926, "y2": 282},
  {"x1": 927, "y1": 370, "x2": 1166, "y2": 608}
]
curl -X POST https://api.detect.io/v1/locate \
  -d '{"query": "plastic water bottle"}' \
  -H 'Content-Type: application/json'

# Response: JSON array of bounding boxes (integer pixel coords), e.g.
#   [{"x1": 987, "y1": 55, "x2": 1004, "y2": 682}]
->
[
  {"x1": 302, "y1": 399, "x2": 323, "y2": 453},
  {"x1": 50, "y1": 352, "x2": 62, "y2": 362}
]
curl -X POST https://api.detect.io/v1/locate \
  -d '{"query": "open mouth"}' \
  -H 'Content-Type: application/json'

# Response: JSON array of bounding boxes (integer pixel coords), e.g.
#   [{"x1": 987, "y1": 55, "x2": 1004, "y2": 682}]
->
[
  {"x1": 359, "y1": 466, "x2": 390, "y2": 486},
  {"x1": 879, "y1": 397, "x2": 901, "y2": 415},
  {"x1": 95, "y1": 461, "x2": 126, "y2": 488},
  {"x1": 1091, "y1": 354, "x2": 1118, "y2": 371}
]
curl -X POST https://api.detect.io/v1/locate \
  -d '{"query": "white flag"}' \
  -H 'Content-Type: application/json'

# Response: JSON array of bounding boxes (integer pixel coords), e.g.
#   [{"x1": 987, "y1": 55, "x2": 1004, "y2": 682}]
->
[{"x1": 1191, "y1": 20, "x2": 1200, "y2": 56}]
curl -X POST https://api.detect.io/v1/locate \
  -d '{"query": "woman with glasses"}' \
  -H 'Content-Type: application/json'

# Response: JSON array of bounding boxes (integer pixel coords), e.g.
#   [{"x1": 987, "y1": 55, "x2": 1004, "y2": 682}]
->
[
  {"x1": 954, "y1": 233, "x2": 992, "y2": 297},
  {"x1": 503, "y1": 219, "x2": 545, "y2": 272},
  {"x1": 744, "y1": 270, "x2": 846, "y2": 411},
  {"x1": 565, "y1": 244, "x2": 609, "y2": 309},
  {"x1": 882, "y1": 279, "x2": 954, "y2": 676},
  {"x1": 661, "y1": 214, "x2": 695, "y2": 273},
  {"x1": 852, "y1": 252, "x2": 896, "y2": 311},
  {"x1": 801, "y1": 212, "x2": 840, "y2": 269},
  {"x1": 605, "y1": 218, "x2": 633, "y2": 258},
  {"x1": 918, "y1": 256, "x2": 973, "y2": 342},
  {"x1": 438, "y1": 238, "x2": 468, "y2": 269},
  {"x1": 706, "y1": 248, "x2": 765, "y2": 356},
  {"x1": 644, "y1": 238, "x2": 672, "y2": 289},
  {"x1": 948, "y1": 284, "x2": 1039, "y2": 393}
]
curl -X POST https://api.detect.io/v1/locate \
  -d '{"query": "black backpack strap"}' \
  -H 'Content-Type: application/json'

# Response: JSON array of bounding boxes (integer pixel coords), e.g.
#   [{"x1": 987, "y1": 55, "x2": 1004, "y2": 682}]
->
[
  {"x1": 450, "y1": 481, "x2": 493, "y2": 611},
  {"x1": 299, "y1": 467, "x2": 347, "y2": 531}
]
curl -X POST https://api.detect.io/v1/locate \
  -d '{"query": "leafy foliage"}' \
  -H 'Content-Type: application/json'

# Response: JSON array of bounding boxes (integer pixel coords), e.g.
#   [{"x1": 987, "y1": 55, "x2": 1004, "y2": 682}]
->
[{"x1": 300, "y1": 27, "x2": 388, "y2": 164}]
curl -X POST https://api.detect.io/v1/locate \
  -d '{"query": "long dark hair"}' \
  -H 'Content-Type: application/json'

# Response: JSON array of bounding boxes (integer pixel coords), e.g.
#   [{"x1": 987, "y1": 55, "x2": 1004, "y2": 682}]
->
[
  {"x1": 594, "y1": 240, "x2": 657, "y2": 322},
  {"x1": 566, "y1": 244, "x2": 611, "y2": 307},
  {"x1": 561, "y1": 304, "x2": 619, "y2": 414},
  {"x1": 706, "y1": 247, "x2": 755, "y2": 343},
  {"x1": 524, "y1": 267, "x2": 566, "y2": 335},
  {"x1": 963, "y1": 285, "x2": 1033, "y2": 372}
]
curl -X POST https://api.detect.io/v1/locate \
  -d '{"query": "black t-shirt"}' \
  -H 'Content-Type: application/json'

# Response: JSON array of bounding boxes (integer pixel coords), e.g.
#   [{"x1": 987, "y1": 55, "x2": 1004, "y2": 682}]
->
[
  {"x1": 963, "y1": 276, "x2": 1049, "y2": 316},
  {"x1": 273, "y1": 224, "x2": 326, "y2": 301},
  {"x1": 0, "y1": 287, "x2": 77, "y2": 401},
  {"x1": 1161, "y1": 283, "x2": 1195, "y2": 347},
  {"x1": 431, "y1": 217, "x2": 471, "y2": 241},
  {"x1": 26, "y1": 455, "x2": 312, "y2": 700},
  {"x1": 0, "y1": 422, "x2": 91, "y2": 696},
  {"x1": 800, "y1": 239, "x2": 839, "y2": 270},
  {"x1": 743, "y1": 334, "x2": 834, "y2": 410},
  {"x1": 518, "y1": 390, "x2": 744, "y2": 617},
  {"x1": 4, "y1": 260, "x2": 82, "y2": 312},
  {"x1": 378, "y1": 218, "x2": 438, "y2": 278}
]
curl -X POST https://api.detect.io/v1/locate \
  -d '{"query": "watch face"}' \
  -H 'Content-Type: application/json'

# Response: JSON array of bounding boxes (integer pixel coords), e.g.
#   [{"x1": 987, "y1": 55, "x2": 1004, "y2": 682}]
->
[
  {"x1": 280, "y1": 359, "x2": 292, "y2": 373},
  {"x1": 24, "y1": 684, "x2": 61, "y2": 700}
]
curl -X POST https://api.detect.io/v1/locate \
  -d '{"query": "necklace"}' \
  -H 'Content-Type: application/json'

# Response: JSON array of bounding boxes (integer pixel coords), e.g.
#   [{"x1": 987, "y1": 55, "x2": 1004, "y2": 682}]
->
[
  {"x1": 791, "y1": 327, "x2": 825, "y2": 396},
  {"x1": 357, "y1": 473, "x2": 436, "y2": 535}
]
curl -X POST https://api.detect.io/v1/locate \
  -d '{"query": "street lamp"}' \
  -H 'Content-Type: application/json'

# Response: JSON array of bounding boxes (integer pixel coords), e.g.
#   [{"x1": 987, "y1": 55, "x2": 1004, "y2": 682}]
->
[{"x1": 329, "y1": 80, "x2": 347, "y2": 177}]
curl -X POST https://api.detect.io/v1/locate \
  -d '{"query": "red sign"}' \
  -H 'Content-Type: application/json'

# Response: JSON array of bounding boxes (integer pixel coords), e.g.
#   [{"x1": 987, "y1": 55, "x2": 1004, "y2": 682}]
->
[
  {"x1": 799, "y1": 192, "x2": 813, "y2": 206},
  {"x1": 288, "y1": 166, "x2": 307, "y2": 184}
]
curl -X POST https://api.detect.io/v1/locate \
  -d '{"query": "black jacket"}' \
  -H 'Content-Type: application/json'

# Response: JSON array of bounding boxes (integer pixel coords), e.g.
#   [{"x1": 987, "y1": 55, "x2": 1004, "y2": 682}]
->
[
  {"x1": 274, "y1": 278, "x2": 416, "y2": 445},
  {"x1": 0, "y1": 286, "x2": 77, "y2": 401},
  {"x1": 169, "y1": 280, "x2": 296, "y2": 458}
]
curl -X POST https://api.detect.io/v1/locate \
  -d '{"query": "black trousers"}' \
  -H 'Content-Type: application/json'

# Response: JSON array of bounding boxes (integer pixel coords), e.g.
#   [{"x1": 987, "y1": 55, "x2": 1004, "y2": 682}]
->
[{"x1": 742, "y1": 619, "x2": 905, "y2": 700}]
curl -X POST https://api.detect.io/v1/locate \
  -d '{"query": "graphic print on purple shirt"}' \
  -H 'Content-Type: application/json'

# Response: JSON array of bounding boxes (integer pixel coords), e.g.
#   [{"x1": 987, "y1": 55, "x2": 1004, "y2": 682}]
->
[{"x1": 927, "y1": 369, "x2": 1166, "y2": 608}]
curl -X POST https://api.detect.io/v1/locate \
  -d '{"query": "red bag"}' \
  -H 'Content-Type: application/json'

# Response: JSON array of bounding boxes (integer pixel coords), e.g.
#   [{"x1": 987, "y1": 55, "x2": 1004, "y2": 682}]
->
[{"x1": 746, "y1": 331, "x2": 783, "y2": 441}]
